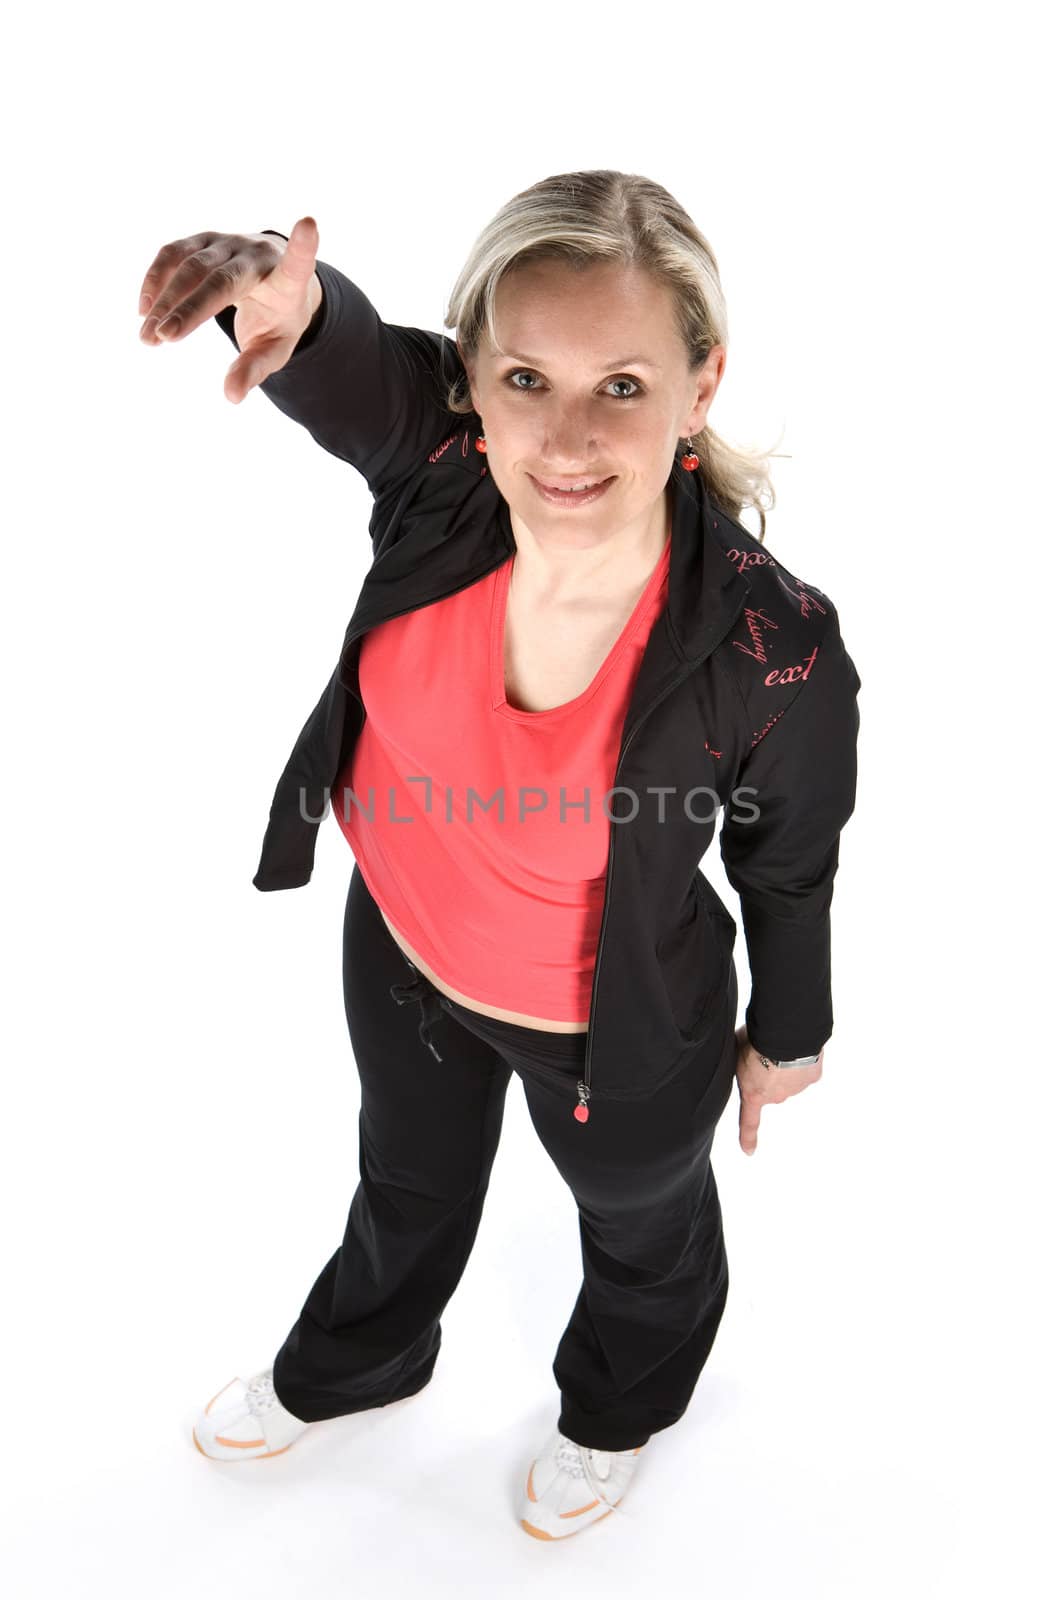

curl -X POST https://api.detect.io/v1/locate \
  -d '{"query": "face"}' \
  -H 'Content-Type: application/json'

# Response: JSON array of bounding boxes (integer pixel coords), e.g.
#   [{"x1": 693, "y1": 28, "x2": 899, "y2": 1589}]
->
[{"x1": 458, "y1": 258, "x2": 725, "y2": 549}]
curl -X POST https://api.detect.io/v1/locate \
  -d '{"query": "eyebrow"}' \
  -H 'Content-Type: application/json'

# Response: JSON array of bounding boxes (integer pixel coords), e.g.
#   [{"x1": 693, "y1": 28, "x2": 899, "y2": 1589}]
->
[{"x1": 494, "y1": 348, "x2": 661, "y2": 371}]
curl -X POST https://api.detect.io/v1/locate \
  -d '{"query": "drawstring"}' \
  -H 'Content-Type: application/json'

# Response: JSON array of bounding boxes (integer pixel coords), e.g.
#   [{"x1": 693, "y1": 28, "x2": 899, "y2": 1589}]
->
[
  {"x1": 389, "y1": 962, "x2": 445, "y2": 1061},
  {"x1": 388, "y1": 954, "x2": 591, "y2": 1123}
]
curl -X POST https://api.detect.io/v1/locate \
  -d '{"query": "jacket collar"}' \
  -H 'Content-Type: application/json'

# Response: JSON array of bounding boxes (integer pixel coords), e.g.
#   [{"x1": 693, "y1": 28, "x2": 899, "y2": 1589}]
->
[{"x1": 659, "y1": 461, "x2": 753, "y2": 663}]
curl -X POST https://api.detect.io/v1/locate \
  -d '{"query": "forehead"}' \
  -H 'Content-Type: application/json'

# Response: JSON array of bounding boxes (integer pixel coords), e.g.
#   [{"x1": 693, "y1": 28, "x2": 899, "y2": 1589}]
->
[{"x1": 486, "y1": 258, "x2": 679, "y2": 363}]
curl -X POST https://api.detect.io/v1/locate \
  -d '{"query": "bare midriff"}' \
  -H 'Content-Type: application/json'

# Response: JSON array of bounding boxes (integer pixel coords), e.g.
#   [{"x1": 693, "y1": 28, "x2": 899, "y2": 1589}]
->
[{"x1": 379, "y1": 907, "x2": 589, "y2": 1033}]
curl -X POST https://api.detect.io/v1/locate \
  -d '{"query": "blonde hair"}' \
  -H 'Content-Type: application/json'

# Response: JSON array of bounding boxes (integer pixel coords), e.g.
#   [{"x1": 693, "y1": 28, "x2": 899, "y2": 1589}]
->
[{"x1": 441, "y1": 169, "x2": 782, "y2": 543}]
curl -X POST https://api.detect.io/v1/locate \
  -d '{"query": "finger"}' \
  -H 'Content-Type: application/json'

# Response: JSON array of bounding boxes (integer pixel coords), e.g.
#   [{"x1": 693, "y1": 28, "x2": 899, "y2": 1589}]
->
[
  {"x1": 264, "y1": 214, "x2": 319, "y2": 295},
  {"x1": 138, "y1": 231, "x2": 222, "y2": 318},
  {"x1": 140, "y1": 239, "x2": 244, "y2": 345},
  {"x1": 739, "y1": 1095, "x2": 760, "y2": 1156},
  {"x1": 223, "y1": 335, "x2": 293, "y2": 404}
]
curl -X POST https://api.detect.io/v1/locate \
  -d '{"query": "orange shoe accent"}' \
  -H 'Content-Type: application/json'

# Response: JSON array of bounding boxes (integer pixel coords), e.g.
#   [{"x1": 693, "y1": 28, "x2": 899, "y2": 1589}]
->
[
  {"x1": 561, "y1": 1498, "x2": 600, "y2": 1516},
  {"x1": 215, "y1": 1433, "x2": 267, "y2": 1449},
  {"x1": 192, "y1": 1427, "x2": 294, "y2": 1460},
  {"x1": 520, "y1": 1509, "x2": 615, "y2": 1541},
  {"x1": 204, "y1": 1380, "x2": 237, "y2": 1415},
  {"x1": 525, "y1": 1460, "x2": 619, "y2": 1520},
  {"x1": 521, "y1": 1519, "x2": 557, "y2": 1540}
]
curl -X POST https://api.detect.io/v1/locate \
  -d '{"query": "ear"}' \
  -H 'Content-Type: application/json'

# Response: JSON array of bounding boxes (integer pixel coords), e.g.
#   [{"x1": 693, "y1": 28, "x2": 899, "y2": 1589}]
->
[
  {"x1": 683, "y1": 346, "x2": 727, "y2": 437},
  {"x1": 456, "y1": 338, "x2": 478, "y2": 410}
]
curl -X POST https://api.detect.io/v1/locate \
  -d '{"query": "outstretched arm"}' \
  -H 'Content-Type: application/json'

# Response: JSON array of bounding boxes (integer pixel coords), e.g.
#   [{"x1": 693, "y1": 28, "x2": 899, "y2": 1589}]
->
[{"x1": 213, "y1": 228, "x2": 461, "y2": 498}]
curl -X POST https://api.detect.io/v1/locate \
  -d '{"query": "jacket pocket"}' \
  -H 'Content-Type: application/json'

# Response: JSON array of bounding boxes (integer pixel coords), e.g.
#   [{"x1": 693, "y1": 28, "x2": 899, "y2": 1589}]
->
[{"x1": 656, "y1": 877, "x2": 734, "y2": 1044}]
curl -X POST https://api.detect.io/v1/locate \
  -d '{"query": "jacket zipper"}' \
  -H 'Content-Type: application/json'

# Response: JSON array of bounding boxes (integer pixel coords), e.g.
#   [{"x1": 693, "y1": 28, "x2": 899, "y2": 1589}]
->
[{"x1": 574, "y1": 661, "x2": 697, "y2": 1125}]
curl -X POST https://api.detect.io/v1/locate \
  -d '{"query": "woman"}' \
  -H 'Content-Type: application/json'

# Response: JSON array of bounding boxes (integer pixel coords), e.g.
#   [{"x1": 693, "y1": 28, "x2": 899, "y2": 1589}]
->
[{"x1": 139, "y1": 170, "x2": 861, "y2": 1540}]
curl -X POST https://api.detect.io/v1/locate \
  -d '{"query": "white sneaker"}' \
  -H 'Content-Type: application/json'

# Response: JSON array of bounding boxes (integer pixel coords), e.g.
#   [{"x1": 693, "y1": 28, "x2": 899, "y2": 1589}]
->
[
  {"x1": 192, "y1": 1366, "x2": 310, "y2": 1461},
  {"x1": 518, "y1": 1424, "x2": 646, "y2": 1540}
]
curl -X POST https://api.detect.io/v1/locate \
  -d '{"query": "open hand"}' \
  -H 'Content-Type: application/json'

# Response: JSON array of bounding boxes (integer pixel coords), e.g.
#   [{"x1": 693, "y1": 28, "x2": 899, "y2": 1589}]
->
[
  {"x1": 734, "y1": 1024, "x2": 823, "y2": 1156},
  {"x1": 138, "y1": 216, "x2": 323, "y2": 403}
]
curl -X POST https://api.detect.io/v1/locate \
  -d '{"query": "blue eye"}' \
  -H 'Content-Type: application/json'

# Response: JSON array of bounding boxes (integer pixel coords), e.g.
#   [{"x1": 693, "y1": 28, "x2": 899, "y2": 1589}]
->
[{"x1": 505, "y1": 369, "x2": 643, "y2": 401}]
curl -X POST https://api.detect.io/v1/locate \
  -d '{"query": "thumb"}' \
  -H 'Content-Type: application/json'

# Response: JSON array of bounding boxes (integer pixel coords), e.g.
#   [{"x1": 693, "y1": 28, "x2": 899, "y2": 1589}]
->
[{"x1": 268, "y1": 214, "x2": 320, "y2": 292}]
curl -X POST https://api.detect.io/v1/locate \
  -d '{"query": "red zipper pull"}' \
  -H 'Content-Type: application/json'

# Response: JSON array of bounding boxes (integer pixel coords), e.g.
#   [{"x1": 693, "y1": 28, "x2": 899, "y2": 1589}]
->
[{"x1": 574, "y1": 1081, "x2": 590, "y2": 1123}]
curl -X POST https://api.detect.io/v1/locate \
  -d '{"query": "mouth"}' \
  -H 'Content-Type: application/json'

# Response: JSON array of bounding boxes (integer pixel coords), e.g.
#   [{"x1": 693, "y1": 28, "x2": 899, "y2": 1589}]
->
[{"x1": 528, "y1": 474, "x2": 617, "y2": 506}]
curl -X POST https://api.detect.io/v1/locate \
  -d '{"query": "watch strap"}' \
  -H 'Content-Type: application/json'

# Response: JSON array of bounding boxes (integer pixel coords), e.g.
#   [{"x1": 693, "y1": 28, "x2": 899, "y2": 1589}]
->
[{"x1": 757, "y1": 1049, "x2": 823, "y2": 1070}]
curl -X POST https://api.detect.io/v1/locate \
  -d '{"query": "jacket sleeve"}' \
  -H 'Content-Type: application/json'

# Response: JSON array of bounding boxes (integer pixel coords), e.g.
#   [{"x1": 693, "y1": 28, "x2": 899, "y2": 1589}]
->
[
  {"x1": 213, "y1": 231, "x2": 459, "y2": 498},
  {"x1": 719, "y1": 599, "x2": 862, "y2": 1061}
]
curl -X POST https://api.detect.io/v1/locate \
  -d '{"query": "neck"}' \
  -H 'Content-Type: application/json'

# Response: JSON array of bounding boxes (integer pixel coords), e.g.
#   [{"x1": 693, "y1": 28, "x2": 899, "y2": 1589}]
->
[{"x1": 508, "y1": 484, "x2": 671, "y2": 603}]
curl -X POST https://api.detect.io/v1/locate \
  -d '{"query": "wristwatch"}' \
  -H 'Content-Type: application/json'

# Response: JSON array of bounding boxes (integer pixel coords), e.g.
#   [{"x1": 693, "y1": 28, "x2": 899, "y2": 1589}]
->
[{"x1": 755, "y1": 1049, "x2": 823, "y2": 1070}]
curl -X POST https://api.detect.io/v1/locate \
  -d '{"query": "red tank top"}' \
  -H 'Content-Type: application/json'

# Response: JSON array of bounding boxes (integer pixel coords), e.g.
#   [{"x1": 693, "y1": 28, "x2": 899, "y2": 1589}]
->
[{"x1": 335, "y1": 535, "x2": 671, "y2": 1022}]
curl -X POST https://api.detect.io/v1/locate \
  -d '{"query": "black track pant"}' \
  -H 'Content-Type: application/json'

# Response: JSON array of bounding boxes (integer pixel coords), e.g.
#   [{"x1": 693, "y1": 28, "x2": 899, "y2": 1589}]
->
[{"x1": 271, "y1": 862, "x2": 739, "y2": 1453}]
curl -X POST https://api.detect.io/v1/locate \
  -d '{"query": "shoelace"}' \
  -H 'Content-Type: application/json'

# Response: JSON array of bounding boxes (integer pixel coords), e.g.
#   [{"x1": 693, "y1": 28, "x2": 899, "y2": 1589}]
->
[
  {"x1": 555, "y1": 1435, "x2": 632, "y2": 1513},
  {"x1": 244, "y1": 1369, "x2": 280, "y2": 1418}
]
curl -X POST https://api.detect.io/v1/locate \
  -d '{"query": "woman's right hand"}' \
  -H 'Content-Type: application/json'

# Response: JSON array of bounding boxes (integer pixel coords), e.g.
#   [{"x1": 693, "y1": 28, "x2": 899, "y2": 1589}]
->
[{"x1": 138, "y1": 216, "x2": 323, "y2": 404}]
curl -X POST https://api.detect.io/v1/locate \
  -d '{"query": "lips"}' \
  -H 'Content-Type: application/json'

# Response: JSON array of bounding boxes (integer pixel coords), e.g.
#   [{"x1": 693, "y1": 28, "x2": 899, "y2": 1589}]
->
[
  {"x1": 528, "y1": 474, "x2": 616, "y2": 506},
  {"x1": 537, "y1": 477, "x2": 610, "y2": 492}
]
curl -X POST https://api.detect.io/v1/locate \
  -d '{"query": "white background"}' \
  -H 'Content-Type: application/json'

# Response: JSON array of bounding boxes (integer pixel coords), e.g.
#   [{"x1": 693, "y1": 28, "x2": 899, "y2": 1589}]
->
[{"x1": 3, "y1": 1, "x2": 1047, "y2": 1594}]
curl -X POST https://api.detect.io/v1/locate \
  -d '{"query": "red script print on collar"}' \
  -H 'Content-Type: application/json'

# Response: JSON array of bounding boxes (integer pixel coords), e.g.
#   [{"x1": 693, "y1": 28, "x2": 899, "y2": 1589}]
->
[
  {"x1": 427, "y1": 432, "x2": 460, "y2": 464},
  {"x1": 732, "y1": 606, "x2": 780, "y2": 664},
  {"x1": 775, "y1": 571, "x2": 828, "y2": 622},
  {"x1": 725, "y1": 545, "x2": 778, "y2": 576},
  {"x1": 764, "y1": 644, "x2": 820, "y2": 687}
]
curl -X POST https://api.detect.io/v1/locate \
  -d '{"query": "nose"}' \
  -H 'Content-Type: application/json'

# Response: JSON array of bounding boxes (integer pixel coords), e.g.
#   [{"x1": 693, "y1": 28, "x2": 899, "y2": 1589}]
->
[{"x1": 539, "y1": 406, "x2": 602, "y2": 467}]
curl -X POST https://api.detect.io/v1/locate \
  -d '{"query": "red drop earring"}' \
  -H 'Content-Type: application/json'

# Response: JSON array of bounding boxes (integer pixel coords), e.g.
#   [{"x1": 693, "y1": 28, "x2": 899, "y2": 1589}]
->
[{"x1": 475, "y1": 433, "x2": 487, "y2": 453}]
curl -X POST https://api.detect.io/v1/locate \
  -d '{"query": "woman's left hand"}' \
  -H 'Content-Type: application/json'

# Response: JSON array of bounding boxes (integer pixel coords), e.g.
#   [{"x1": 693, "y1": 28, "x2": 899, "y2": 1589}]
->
[{"x1": 734, "y1": 1025, "x2": 823, "y2": 1156}]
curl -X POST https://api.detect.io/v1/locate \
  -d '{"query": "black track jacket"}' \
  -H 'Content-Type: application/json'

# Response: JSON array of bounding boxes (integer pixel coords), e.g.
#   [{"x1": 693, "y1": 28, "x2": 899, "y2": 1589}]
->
[{"x1": 213, "y1": 241, "x2": 862, "y2": 1108}]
